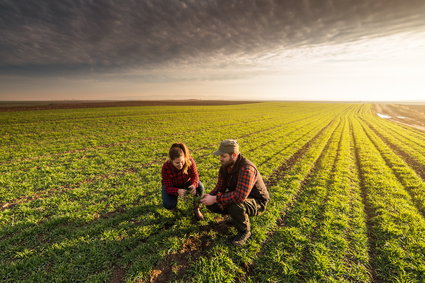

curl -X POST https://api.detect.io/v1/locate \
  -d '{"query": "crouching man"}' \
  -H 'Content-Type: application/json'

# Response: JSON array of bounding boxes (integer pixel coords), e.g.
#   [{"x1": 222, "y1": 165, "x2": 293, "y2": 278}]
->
[{"x1": 201, "y1": 139, "x2": 270, "y2": 246}]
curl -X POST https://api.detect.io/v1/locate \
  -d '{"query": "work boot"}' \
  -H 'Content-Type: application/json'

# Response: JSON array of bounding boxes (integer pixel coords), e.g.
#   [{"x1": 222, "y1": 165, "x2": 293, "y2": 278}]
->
[
  {"x1": 194, "y1": 206, "x2": 204, "y2": 221},
  {"x1": 232, "y1": 231, "x2": 251, "y2": 246}
]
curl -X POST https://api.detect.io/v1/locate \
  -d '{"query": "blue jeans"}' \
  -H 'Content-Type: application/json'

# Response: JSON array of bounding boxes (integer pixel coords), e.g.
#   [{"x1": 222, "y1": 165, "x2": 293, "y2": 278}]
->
[{"x1": 162, "y1": 181, "x2": 205, "y2": 210}]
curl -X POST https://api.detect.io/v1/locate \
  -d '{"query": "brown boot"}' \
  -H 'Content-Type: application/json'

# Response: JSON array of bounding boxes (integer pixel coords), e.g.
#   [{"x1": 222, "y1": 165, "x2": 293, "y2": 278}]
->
[{"x1": 194, "y1": 206, "x2": 204, "y2": 221}]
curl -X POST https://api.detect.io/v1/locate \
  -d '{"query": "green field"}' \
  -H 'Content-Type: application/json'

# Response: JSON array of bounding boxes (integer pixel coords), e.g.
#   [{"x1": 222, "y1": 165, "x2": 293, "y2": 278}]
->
[{"x1": 1, "y1": 102, "x2": 425, "y2": 282}]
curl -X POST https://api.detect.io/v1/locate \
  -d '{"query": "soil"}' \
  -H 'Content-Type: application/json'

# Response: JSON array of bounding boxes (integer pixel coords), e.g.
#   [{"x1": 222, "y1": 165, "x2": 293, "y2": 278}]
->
[
  {"x1": 148, "y1": 232, "x2": 215, "y2": 282},
  {"x1": 374, "y1": 104, "x2": 425, "y2": 131},
  {"x1": 112, "y1": 265, "x2": 126, "y2": 283}
]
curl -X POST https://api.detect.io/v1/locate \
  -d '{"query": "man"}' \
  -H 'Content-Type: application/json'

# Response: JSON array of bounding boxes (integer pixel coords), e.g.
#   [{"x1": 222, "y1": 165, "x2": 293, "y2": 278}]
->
[{"x1": 201, "y1": 139, "x2": 270, "y2": 246}]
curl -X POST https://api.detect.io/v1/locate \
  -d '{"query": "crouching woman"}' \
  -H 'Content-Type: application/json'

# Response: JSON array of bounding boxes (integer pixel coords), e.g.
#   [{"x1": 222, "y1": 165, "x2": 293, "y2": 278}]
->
[{"x1": 161, "y1": 143, "x2": 204, "y2": 220}]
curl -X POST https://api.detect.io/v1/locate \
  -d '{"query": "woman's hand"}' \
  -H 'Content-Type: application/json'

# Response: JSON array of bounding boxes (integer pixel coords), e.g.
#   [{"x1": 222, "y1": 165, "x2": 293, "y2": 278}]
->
[
  {"x1": 178, "y1": 189, "x2": 186, "y2": 198},
  {"x1": 188, "y1": 185, "x2": 196, "y2": 195}
]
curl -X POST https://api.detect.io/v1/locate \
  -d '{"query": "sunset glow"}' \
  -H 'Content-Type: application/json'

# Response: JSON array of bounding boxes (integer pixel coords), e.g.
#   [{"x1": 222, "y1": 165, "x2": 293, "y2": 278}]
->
[{"x1": 1, "y1": 1, "x2": 424, "y2": 101}]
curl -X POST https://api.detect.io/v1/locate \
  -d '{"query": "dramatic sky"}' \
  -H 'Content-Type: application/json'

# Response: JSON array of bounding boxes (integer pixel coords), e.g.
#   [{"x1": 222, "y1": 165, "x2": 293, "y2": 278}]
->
[{"x1": 1, "y1": 0, "x2": 425, "y2": 101}]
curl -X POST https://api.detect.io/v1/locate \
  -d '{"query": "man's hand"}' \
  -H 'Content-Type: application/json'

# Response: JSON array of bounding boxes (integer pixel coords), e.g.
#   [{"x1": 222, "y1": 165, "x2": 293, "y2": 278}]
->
[
  {"x1": 200, "y1": 194, "x2": 217, "y2": 206},
  {"x1": 188, "y1": 185, "x2": 196, "y2": 196},
  {"x1": 178, "y1": 189, "x2": 186, "y2": 198}
]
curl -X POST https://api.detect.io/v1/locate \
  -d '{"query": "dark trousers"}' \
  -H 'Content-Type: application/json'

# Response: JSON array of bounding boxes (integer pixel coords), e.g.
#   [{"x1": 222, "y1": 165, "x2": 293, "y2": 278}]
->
[
  {"x1": 162, "y1": 181, "x2": 205, "y2": 210},
  {"x1": 206, "y1": 198, "x2": 266, "y2": 232}
]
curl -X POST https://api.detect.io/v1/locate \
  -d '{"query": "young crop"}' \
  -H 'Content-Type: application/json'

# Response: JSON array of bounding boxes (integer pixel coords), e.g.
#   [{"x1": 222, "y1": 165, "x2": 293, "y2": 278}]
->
[
  {"x1": 1, "y1": 102, "x2": 425, "y2": 282},
  {"x1": 351, "y1": 117, "x2": 425, "y2": 282}
]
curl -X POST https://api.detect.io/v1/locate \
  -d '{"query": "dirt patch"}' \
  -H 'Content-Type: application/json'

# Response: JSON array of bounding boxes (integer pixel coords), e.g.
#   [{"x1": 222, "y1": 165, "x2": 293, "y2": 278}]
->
[
  {"x1": 112, "y1": 265, "x2": 126, "y2": 283},
  {"x1": 374, "y1": 104, "x2": 425, "y2": 132},
  {"x1": 147, "y1": 216, "x2": 233, "y2": 283},
  {"x1": 148, "y1": 234, "x2": 214, "y2": 282}
]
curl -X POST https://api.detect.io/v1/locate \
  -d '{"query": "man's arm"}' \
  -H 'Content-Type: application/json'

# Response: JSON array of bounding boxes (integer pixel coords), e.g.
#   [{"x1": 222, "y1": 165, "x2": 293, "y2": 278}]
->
[{"x1": 216, "y1": 165, "x2": 256, "y2": 206}]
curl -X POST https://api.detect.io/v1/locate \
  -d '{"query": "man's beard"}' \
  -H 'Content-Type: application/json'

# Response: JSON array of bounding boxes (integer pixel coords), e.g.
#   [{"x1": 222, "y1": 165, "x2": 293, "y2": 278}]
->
[{"x1": 222, "y1": 159, "x2": 235, "y2": 168}]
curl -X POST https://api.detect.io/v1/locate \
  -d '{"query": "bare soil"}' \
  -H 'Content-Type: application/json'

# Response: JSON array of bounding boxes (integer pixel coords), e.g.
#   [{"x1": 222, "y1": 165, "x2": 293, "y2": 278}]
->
[
  {"x1": 374, "y1": 104, "x2": 425, "y2": 131},
  {"x1": 112, "y1": 265, "x2": 126, "y2": 283},
  {"x1": 148, "y1": 225, "x2": 219, "y2": 283}
]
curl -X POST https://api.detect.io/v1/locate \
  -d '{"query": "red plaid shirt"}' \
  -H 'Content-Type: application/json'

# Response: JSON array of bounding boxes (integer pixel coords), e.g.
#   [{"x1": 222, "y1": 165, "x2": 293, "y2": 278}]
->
[
  {"x1": 210, "y1": 164, "x2": 257, "y2": 206},
  {"x1": 162, "y1": 158, "x2": 200, "y2": 196}
]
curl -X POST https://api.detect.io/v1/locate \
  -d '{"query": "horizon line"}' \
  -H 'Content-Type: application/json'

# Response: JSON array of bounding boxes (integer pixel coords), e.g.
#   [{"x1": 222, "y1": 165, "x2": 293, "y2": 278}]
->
[{"x1": 1, "y1": 99, "x2": 425, "y2": 103}]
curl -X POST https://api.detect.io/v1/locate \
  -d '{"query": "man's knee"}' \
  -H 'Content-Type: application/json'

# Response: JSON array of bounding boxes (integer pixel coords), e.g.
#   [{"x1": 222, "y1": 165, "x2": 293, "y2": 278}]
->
[
  {"x1": 206, "y1": 205, "x2": 215, "y2": 212},
  {"x1": 206, "y1": 203, "x2": 226, "y2": 214},
  {"x1": 227, "y1": 203, "x2": 245, "y2": 216},
  {"x1": 227, "y1": 203, "x2": 250, "y2": 232}
]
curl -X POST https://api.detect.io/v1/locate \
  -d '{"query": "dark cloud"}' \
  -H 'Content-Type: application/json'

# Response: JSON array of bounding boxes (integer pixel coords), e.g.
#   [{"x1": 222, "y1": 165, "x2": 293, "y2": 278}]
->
[{"x1": 1, "y1": 0, "x2": 424, "y2": 76}]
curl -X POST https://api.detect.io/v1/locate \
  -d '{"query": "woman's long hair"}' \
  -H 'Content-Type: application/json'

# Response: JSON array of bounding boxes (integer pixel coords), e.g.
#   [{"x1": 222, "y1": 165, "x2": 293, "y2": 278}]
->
[{"x1": 169, "y1": 142, "x2": 192, "y2": 174}]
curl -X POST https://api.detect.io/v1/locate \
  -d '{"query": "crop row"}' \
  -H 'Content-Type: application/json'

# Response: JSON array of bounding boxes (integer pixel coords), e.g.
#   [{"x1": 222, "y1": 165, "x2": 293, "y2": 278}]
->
[
  {"x1": 0, "y1": 109, "x2": 332, "y2": 232},
  {"x1": 143, "y1": 108, "x2": 344, "y2": 281},
  {"x1": 359, "y1": 121, "x2": 425, "y2": 217},
  {"x1": 4, "y1": 103, "x2": 424, "y2": 282},
  {"x1": 0, "y1": 111, "x2": 272, "y2": 162},
  {"x1": 351, "y1": 117, "x2": 425, "y2": 282},
  {"x1": 360, "y1": 116, "x2": 425, "y2": 180},
  {"x1": 0, "y1": 103, "x2": 342, "y2": 205},
  {"x1": 0, "y1": 109, "x2": 308, "y2": 203},
  {"x1": 159, "y1": 105, "x2": 425, "y2": 282},
  {"x1": 1, "y1": 104, "x2": 353, "y2": 281},
  {"x1": 250, "y1": 116, "x2": 370, "y2": 282},
  {"x1": 168, "y1": 114, "x2": 344, "y2": 282},
  {"x1": 362, "y1": 105, "x2": 425, "y2": 152},
  {"x1": 0, "y1": 103, "x2": 326, "y2": 161}
]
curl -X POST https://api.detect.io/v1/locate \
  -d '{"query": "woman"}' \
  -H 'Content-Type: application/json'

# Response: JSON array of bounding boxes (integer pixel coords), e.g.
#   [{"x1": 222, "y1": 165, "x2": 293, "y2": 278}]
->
[{"x1": 161, "y1": 142, "x2": 204, "y2": 220}]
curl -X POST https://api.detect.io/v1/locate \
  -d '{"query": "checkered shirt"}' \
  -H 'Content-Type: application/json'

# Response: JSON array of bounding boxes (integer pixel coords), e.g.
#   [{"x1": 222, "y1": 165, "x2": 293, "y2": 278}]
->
[{"x1": 162, "y1": 158, "x2": 199, "y2": 195}]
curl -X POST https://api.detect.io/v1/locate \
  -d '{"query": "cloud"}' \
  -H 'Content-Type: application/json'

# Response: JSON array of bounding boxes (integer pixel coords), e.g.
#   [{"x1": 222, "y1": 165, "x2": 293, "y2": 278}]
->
[{"x1": 0, "y1": 0, "x2": 424, "y2": 76}]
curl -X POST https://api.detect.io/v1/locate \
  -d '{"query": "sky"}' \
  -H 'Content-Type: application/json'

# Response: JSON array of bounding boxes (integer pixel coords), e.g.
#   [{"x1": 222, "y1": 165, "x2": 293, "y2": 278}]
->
[{"x1": 1, "y1": 0, "x2": 425, "y2": 102}]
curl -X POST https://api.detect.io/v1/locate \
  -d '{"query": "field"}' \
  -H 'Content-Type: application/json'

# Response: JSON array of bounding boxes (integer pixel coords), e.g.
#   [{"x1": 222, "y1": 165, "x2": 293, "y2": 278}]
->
[
  {"x1": 375, "y1": 104, "x2": 425, "y2": 132},
  {"x1": 1, "y1": 102, "x2": 425, "y2": 282}
]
